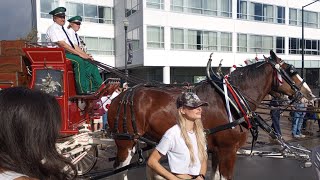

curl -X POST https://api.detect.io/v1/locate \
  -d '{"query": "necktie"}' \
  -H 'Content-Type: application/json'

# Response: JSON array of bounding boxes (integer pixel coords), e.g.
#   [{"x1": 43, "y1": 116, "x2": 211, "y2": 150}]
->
[
  {"x1": 61, "y1": 26, "x2": 75, "y2": 49},
  {"x1": 75, "y1": 33, "x2": 80, "y2": 46}
]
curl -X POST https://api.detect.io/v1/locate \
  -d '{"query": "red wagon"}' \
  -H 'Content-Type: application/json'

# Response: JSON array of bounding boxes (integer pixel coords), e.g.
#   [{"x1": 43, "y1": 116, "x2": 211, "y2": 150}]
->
[{"x1": 0, "y1": 40, "x2": 119, "y2": 175}]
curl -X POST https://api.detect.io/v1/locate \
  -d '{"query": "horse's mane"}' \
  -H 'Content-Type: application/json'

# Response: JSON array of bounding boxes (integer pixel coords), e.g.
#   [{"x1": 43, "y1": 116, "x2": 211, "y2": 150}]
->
[{"x1": 229, "y1": 61, "x2": 268, "y2": 83}]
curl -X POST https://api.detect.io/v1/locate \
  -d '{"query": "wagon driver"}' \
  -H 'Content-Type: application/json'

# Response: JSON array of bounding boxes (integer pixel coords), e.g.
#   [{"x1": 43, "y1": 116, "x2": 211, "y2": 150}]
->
[{"x1": 46, "y1": 7, "x2": 103, "y2": 95}]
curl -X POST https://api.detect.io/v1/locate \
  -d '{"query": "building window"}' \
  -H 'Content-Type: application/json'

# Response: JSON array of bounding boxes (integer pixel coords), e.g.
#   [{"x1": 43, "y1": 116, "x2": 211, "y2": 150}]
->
[
  {"x1": 249, "y1": 2, "x2": 262, "y2": 21},
  {"x1": 221, "y1": 32, "x2": 232, "y2": 52},
  {"x1": 171, "y1": 28, "x2": 230, "y2": 51},
  {"x1": 237, "y1": 33, "x2": 247, "y2": 52},
  {"x1": 237, "y1": 0, "x2": 247, "y2": 19},
  {"x1": 289, "y1": 8, "x2": 298, "y2": 25},
  {"x1": 249, "y1": 35, "x2": 273, "y2": 53},
  {"x1": 41, "y1": 33, "x2": 114, "y2": 55},
  {"x1": 98, "y1": 6, "x2": 113, "y2": 24},
  {"x1": 171, "y1": 28, "x2": 185, "y2": 49},
  {"x1": 126, "y1": 0, "x2": 140, "y2": 17},
  {"x1": 289, "y1": 8, "x2": 318, "y2": 28},
  {"x1": 276, "y1": 37, "x2": 285, "y2": 54},
  {"x1": 263, "y1": 4, "x2": 274, "y2": 22},
  {"x1": 203, "y1": 31, "x2": 217, "y2": 50},
  {"x1": 187, "y1": 30, "x2": 202, "y2": 50},
  {"x1": 305, "y1": 39, "x2": 319, "y2": 55},
  {"x1": 248, "y1": 2, "x2": 273, "y2": 22},
  {"x1": 40, "y1": 0, "x2": 59, "y2": 18},
  {"x1": 276, "y1": 6, "x2": 285, "y2": 24},
  {"x1": 82, "y1": 37, "x2": 114, "y2": 55},
  {"x1": 83, "y1": 4, "x2": 98, "y2": 22},
  {"x1": 147, "y1": 0, "x2": 164, "y2": 9},
  {"x1": 289, "y1": 37, "x2": 299, "y2": 54},
  {"x1": 171, "y1": 0, "x2": 184, "y2": 12},
  {"x1": 171, "y1": 0, "x2": 232, "y2": 18},
  {"x1": 220, "y1": 0, "x2": 232, "y2": 17},
  {"x1": 289, "y1": 38, "x2": 319, "y2": 55},
  {"x1": 239, "y1": 1, "x2": 284, "y2": 24},
  {"x1": 128, "y1": 28, "x2": 140, "y2": 51},
  {"x1": 66, "y1": 2, "x2": 83, "y2": 17},
  {"x1": 147, "y1": 26, "x2": 164, "y2": 48},
  {"x1": 204, "y1": 0, "x2": 218, "y2": 16},
  {"x1": 304, "y1": 11, "x2": 318, "y2": 28},
  {"x1": 65, "y1": 2, "x2": 113, "y2": 24},
  {"x1": 187, "y1": 0, "x2": 201, "y2": 14}
]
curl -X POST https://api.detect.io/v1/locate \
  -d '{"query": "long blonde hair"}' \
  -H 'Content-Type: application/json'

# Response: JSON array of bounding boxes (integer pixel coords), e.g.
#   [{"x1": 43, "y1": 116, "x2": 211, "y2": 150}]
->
[{"x1": 177, "y1": 109, "x2": 208, "y2": 165}]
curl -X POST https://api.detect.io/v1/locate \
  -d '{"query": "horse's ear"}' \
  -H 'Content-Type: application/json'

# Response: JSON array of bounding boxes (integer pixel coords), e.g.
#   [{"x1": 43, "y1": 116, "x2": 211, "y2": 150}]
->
[
  {"x1": 270, "y1": 50, "x2": 276, "y2": 60},
  {"x1": 263, "y1": 55, "x2": 267, "y2": 61}
]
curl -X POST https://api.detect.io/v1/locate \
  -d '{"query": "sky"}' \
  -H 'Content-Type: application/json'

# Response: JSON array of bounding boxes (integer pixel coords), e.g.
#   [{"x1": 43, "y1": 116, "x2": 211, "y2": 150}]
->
[{"x1": 0, "y1": 0, "x2": 34, "y2": 40}]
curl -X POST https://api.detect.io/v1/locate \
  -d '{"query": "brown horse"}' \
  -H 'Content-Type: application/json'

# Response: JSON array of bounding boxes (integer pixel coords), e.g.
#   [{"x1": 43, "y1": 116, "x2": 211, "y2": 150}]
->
[{"x1": 107, "y1": 52, "x2": 314, "y2": 180}]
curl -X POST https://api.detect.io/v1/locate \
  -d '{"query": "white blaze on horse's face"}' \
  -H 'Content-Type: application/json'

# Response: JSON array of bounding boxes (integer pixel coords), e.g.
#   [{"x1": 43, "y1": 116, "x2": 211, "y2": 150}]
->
[{"x1": 293, "y1": 74, "x2": 316, "y2": 100}]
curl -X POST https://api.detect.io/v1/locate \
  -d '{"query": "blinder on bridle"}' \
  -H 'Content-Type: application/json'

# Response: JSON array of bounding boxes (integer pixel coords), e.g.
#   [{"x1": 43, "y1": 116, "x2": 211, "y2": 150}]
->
[{"x1": 265, "y1": 56, "x2": 303, "y2": 103}]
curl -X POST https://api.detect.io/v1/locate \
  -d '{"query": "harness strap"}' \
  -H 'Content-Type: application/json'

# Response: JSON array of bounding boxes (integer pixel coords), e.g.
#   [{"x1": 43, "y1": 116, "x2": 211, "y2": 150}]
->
[
  {"x1": 129, "y1": 85, "x2": 140, "y2": 134},
  {"x1": 113, "y1": 91, "x2": 128, "y2": 133},
  {"x1": 223, "y1": 77, "x2": 233, "y2": 125},
  {"x1": 204, "y1": 117, "x2": 245, "y2": 135},
  {"x1": 122, "y1": 89, "x2": 131, "y2": 133},
  {"x1": 225, "y1": 79, "x2": 252, "y2": 128}
]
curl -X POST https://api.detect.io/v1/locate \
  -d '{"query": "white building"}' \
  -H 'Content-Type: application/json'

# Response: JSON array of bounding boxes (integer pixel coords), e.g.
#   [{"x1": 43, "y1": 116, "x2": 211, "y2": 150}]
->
[{"x1": 36, "y1": 0, "x2": 320, "y2": 89}]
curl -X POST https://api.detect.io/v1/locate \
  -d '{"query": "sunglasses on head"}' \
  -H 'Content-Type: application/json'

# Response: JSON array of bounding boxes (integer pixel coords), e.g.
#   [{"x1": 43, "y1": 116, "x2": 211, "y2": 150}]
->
[{"x1": 73, "y1": 22, "x2": 81, "y2": 25}]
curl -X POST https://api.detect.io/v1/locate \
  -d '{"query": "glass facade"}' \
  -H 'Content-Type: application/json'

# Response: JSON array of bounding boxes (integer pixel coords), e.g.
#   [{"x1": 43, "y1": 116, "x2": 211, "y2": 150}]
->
[
  {"x1": 65, "y1": 2, "x2": 113, "y2": 24},
  {"x1": 237, "y1": 0, "x2": 285, "y2": 24},
  {"x1": 289, "y1": 8, "x2": 319, "y2": 28},
  {"x1": 147, "y1": 26, "x2": 164, "y2": 48},
  {"x1": 40, "y1": 34, "x2": 114, "y2": 55},
  {"x1": 128, "y1": 28, "x2": 140, "y2": 51},
  {"x1": 147, "y1": 0, "x2": 164, "y2": 9},
  {"x1": 171, "y1": 28, "x2": 231, "y2": 51},
  {"x1": 237, "y1": 34, "x2": 284, "y2": 54},
  {"x1": 289, "y1": 38, "x2": 320, "y2": 55},
  {"x1": 171, "y1": 0, "x2": 232, "y2": 18},
  {"x1": 83, "y1": 37, "x2": 114, "y2": 55},
  {"x1": 40, "y1": 0, "x2": 59, "y2": 18},
  {"x1": 126, "y1": 0, "x2": 140, "y2": 17}
]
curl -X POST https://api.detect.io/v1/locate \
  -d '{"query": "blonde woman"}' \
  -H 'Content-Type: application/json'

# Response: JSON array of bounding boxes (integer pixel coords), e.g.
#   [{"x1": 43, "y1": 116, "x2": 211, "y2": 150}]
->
[{"x1": 147, "y1": 92, "x2": 208, "y2": 180}]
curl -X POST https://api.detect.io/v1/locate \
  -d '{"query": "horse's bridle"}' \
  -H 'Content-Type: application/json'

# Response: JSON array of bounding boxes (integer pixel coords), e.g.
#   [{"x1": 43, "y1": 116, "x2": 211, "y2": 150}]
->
[
  {"x1": 265, "y1": 57, "x2": 303, "y2": 103},
  {"x1": 280, "y1": 59, "x2": 305, "y2": 89}
]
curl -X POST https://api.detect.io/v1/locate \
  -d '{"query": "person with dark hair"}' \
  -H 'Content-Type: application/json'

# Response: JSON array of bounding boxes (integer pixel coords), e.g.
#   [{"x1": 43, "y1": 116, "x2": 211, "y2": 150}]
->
[
  {"x1": 147, "y1": 92, "x2": 208, "y2": 180},
  {"x1": 0, "y1": 87, "x2": 76, "y2": 179}
]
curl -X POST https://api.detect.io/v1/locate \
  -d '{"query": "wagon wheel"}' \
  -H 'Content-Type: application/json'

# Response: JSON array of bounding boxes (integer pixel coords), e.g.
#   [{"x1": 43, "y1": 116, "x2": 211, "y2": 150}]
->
[{"x1": 72, "y1": 145, "x2": 98, "y2": 176}]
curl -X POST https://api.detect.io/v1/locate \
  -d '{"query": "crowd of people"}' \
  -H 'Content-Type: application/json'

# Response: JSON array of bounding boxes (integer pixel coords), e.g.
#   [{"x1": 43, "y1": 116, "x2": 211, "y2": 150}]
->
[{"x1": 269, "y1": 95, "x2": 320, "y2": 140}]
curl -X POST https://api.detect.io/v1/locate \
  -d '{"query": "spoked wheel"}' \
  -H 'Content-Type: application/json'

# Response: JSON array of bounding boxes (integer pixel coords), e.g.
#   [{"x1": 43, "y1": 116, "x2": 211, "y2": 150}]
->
[{"x1": 72, "y1": 145, "x2": 99, "y2": 176}]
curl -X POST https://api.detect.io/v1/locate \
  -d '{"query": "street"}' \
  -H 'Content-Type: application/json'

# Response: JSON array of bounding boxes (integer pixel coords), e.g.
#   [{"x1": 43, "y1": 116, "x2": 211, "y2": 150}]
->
[{"x1": 79, "y1": 134, "x2": 319, "y2": 180}]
